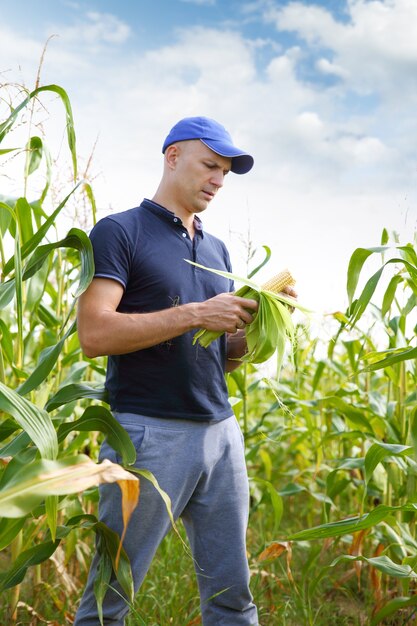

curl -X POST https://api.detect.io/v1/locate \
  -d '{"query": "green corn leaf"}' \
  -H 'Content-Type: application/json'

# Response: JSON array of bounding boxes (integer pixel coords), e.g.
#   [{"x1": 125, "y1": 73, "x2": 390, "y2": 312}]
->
[
  {"x1": 277, "y1": 482, "x2": 333, "y2": 505},
  {"x1": 15, "y1": 197, "x2": 34, "y2": 245},
  {"x1": 39, "y1": 141, "x2": 52, "y2": 206},
  {"x1": 246, "y1": 295, "x2": 291, "y2": 365},
  {"x1": 0, "y1": 449, "x2": 37, "y2": 490},
  {"x1": 93, "y1": 521, "x2": 134, "y2": 603},
  {"x1": 381, "y1": 228, "x2": 389, "y2": 245},
  {"x1": 0, "y1": 538, "x2": 60, "y2": 591},
  {"x1": 346, "y1": 246, "x2": 389, "y2": 305},
  {"x1": 349, "y1": 256, "x2": 417, "y2": 326},
  {"x1": 0, "y1": 84, "x2": 77, "y2": 179},
  {"x1": 312, "y1": 361, "x2": 326, "y2": 393},
  {"x1": 382, "y1": 275, "x2": 403, "y2": 315},
  {"x1": 0, "y1": 280, "x2": 16, "y2": 308},
  {"x1": 25, "y1": 260, "x2": 50, "y2": 315},
  {"x1": 83, "y1": 182, "x2": 97, "y2": 225},
  {"x1": 184, "y1": 259, "x2": 261, "y2": 290},
  {"x1": 16, "y1": 322, "x2": 77, "y2": 396},
  {"x1": 349, "y1": 264, "x2": 385, "y2": 325},
  {"x1": 411, "y1": 409, "x2": 417, "y2": 462},
  {"x1": 21, "y1": 227, "x2": 94, "y2": 297},
  {"x1": 62, "y1": 228, "x2": 95, "y2": 297},
  {"x1": 248, "y1": 245, "x2": 271, "y2": 279},
  {"x1": 403, "y1": 291, "x2": 417, "y2": 315},
  {"x1": 0, "y1": 514, "x2": 134, "y2": 598},
  {"x1": 319, "y1": 396, "x2": 373, "y2": 432},
  {"x1": 0, "y1": 147, "x2": 19, "y2": 155},
  {"x1": 129, "y1": 467, "x2": 189, "y2": 554},
  {"x1": 288, "y1": 503, "x2": 417, "y2": 541},
  {"x1": 399, "y1": 243, "x2": 417, "y2": 267},
  {"x1": 24, "y1": 136, "x2": 43, "y2": 177},
  {"x1": 0, "y1": 431, "x2": 31, "y2": 459},
  {"x1": 361, "y1": 345, "x2": 417, "y2": 371},
  {"x1": 0, "y1": 200, "x2": 15, "y2": 235},
  {"x1": 130, "y1": 468, "x2": 175, "y2": 528},
  {"x1": 278, "y1": 483, "x2": 306, "y2": 497},
  {"x1": 330, "y1": 554, "x2": 416, "y2": 579},
  {"x1": 0, "y1": 514, "x2": 133, "y2": 597},
  {"x1": 0, "y1": 419, "x2": 21, "y2": 445},
  {"x1": 57, "y1": 406, "x2": 136, "y2": 466},
  {"x1": 326, "y1": 472, "x2": 351, "y2": 502},
  {"x1": 2, "y1": 181, "x2": 85, "y2": 277},
  {"x1": 94, "y1": 536, "x2": 113, "y2": 626},
  {"x1": 0, "y1": 381, "x2": 58, "y2": 460},
  {"x1": 0, "y1": 319, "x2": 14, "y2": 365},
  {"x1": 36, "y1": 302, "x2": 60, "y2": 328},
  {"x1": 0, "y1": 517, "x2": 26, "y2": 551},
  {"x1": 45, "y1": 494, "x2": 58, "y2": 542},
  {"x1": 0, "y1": 227, "x2": 93, "y2": 320},
  {"x1": 364, "y1": 442, "x2": 413, "y2": 485},
  {"x1": 65, "y1": 514, "x2": 134, "y2": 614},
  {"x1": 250, "y1": 477, "x2": 283, "y2": 533},
  {"x1": 14, "y1": 227, "x2": 23, "y2": 365},
  {"x1": 370, "y1": 595, "x2": 417, "y2": 626},
  {"x1": 45, "y1": 381, "x2": 107, "y2": 411}
]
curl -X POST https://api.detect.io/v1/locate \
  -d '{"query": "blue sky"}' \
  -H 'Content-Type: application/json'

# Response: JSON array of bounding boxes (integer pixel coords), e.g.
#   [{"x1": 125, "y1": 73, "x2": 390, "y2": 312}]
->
[{"x1": 1, "y1": 0, "x2": 417, "y2": 314}]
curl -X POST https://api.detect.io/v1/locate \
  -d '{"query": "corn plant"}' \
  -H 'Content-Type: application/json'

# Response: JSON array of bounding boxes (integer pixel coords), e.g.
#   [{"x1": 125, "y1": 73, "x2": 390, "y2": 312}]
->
[
  {"x1": 0, "y1": 81, "x2": 140, "y2": 624},
  {"x1": 235, "y1": 230, "x2": 417, "y2": 624}
]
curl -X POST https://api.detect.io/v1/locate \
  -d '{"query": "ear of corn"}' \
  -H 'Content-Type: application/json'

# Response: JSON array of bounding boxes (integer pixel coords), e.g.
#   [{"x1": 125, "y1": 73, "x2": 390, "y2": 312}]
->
[
  {"x1": 186, "y1": 260, "x2": 308, "y2": 367},
  {"x1": 261, "y1": 269, "x2": 296, "y2": 294}
]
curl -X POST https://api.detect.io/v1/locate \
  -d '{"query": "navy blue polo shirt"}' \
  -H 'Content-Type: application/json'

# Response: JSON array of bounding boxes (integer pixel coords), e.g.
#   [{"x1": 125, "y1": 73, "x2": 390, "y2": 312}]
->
[{"x1": 89, "y1": 198, "x2": 234, "y2": 421}]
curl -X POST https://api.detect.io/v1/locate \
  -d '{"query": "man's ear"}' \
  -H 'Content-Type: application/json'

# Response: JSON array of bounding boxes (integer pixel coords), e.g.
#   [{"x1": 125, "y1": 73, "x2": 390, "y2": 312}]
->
[{"x1": 165, "y1": 144, "x2": 180, "y2": 170}]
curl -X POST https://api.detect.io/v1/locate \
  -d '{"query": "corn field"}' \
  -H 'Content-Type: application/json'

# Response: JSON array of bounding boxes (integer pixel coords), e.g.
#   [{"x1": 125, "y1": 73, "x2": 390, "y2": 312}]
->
[{"x1": 2, "y1": 80, "x2": 417, "y2": 626}]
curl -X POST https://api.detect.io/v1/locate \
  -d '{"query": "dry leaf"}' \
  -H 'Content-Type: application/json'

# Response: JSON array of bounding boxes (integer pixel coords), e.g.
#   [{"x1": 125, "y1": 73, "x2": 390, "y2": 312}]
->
[{"x1": 258, "y1": 541, "x2": 289, "y2": 562}]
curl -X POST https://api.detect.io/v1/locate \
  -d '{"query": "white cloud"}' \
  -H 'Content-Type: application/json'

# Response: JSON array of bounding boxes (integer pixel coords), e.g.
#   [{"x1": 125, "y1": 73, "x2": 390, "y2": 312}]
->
[
  {"x1": 50, "y1": 11, "x2": 131, "y2": 46},
  {"x1": 1, "y1": 6, "x2": 417, "y2": 313},
  {"x1": 316, "y1": 58, "x2": 348, "y2": 79},
  {"x1": 267, "y1": 0, "x2": 417, "y2": 99},
  {"x1": 0, "y1": 26, "x2": 89, "y2": 84},
  {"x1": 142, "y1": 27, "x2": 256, "y2": 85}
]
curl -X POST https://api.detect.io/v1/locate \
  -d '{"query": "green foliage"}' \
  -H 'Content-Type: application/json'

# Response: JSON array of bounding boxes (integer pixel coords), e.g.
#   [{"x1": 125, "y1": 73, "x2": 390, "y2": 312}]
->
[
  {"x1": 225, "y1": 229, "x2": 417, "y2": 624},
  {"x1": 0, "y1": 80, "x2": 139, "y2": 624}
]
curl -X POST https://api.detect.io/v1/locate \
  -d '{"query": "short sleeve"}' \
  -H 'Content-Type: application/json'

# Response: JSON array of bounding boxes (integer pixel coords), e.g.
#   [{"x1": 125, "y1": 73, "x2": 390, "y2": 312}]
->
[
  {"x1": 90, "y1": 217, "x2": 131, "y2": 289},
  {"x1": 221, "y1": 241, "x2": 234, "y2": 292}
]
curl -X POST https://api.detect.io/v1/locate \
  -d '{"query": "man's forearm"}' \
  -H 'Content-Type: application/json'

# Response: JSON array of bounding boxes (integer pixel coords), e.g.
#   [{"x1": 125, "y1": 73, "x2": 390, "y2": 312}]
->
[
  {"x1": 77, "y1": 278, "x2": 258, "y2": 359},
  {"x1": 77, "y1": 303, "x2": 201, "y2": 358}
]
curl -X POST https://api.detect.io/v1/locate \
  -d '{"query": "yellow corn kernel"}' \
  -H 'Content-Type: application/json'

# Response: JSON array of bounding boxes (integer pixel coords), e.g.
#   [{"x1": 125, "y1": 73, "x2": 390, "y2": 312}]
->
[{"x1": 261, "y1": 269, "x2": 295, "y2": 294}]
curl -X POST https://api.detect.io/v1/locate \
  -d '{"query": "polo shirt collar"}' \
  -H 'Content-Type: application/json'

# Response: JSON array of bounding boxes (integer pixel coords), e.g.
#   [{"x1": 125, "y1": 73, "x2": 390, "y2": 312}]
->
[{"x1": 141, "y1": 198, "x2": 204, "y2": 236}]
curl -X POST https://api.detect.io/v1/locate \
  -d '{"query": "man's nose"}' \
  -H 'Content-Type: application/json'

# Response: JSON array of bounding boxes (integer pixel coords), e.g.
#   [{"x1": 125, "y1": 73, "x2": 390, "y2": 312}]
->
[{"x1": 210, "y1": 170, "x2": 225, "y2": 188}]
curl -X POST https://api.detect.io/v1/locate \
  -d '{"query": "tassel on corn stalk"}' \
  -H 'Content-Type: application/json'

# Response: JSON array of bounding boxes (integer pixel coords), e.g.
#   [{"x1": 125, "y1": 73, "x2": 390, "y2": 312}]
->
[{"x1": 186, "y1": 261, "x2": 308, "y2": 372}]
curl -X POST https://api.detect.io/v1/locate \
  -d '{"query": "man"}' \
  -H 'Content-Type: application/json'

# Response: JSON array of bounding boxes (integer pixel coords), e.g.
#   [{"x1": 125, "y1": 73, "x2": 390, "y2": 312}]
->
[{"x1": 75, "y1": 117, "x2": 260, "y2": 626}]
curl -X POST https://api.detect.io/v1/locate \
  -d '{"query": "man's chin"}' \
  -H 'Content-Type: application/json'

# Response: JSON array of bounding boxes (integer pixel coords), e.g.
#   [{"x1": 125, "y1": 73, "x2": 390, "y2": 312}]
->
[{"x1": 193, "y1": 202, "x2": 209, "y2": 214}]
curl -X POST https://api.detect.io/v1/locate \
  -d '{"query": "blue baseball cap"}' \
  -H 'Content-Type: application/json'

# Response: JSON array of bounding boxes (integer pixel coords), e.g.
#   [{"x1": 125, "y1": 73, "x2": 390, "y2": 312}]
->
[{"x1": 162, "y1": 116, "x2": 254, "y2": 174}]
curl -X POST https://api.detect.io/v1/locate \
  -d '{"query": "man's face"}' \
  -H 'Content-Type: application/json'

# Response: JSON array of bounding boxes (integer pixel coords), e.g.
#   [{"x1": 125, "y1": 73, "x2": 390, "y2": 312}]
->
[{"x1": 171, "y1": 140, "x2": 232, "y2": 215}]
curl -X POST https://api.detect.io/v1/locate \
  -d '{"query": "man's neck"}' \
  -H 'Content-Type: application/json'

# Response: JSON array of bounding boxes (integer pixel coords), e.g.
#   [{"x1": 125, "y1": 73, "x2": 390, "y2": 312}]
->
[{"x1": 152, "y1": 191, "x2": 195, "y2": 236}]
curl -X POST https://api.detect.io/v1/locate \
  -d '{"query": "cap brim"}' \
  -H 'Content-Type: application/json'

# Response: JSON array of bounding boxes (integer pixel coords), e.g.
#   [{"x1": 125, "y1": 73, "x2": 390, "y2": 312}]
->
[{"x1": 201, "y1": 139, "x2": 254, "y2": 174}]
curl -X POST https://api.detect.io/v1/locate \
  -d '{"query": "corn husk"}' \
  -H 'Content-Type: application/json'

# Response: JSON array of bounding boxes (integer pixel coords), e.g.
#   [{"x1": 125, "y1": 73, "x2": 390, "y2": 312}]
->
[{"x1": 186, "y1": 261, "x2": 308, "y2": 368}]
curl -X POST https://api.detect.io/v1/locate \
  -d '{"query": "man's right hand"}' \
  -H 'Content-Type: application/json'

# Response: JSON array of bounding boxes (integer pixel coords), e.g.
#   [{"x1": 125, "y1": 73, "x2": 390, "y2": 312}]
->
[{"x1": 196, "y1": 292, "x2": 258, "y2": 334}]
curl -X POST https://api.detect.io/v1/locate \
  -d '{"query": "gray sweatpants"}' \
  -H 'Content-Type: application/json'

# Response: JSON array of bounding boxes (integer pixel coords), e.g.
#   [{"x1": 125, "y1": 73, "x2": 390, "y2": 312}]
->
[{"x1": 74, "y1": 413, "x2": 259, "y2": 625}]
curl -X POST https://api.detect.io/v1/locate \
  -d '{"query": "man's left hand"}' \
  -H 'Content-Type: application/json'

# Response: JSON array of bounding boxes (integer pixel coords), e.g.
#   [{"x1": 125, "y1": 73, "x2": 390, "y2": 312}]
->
[{"x1": 280, "y1": 285, "x2": 298, "y2": 313}]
